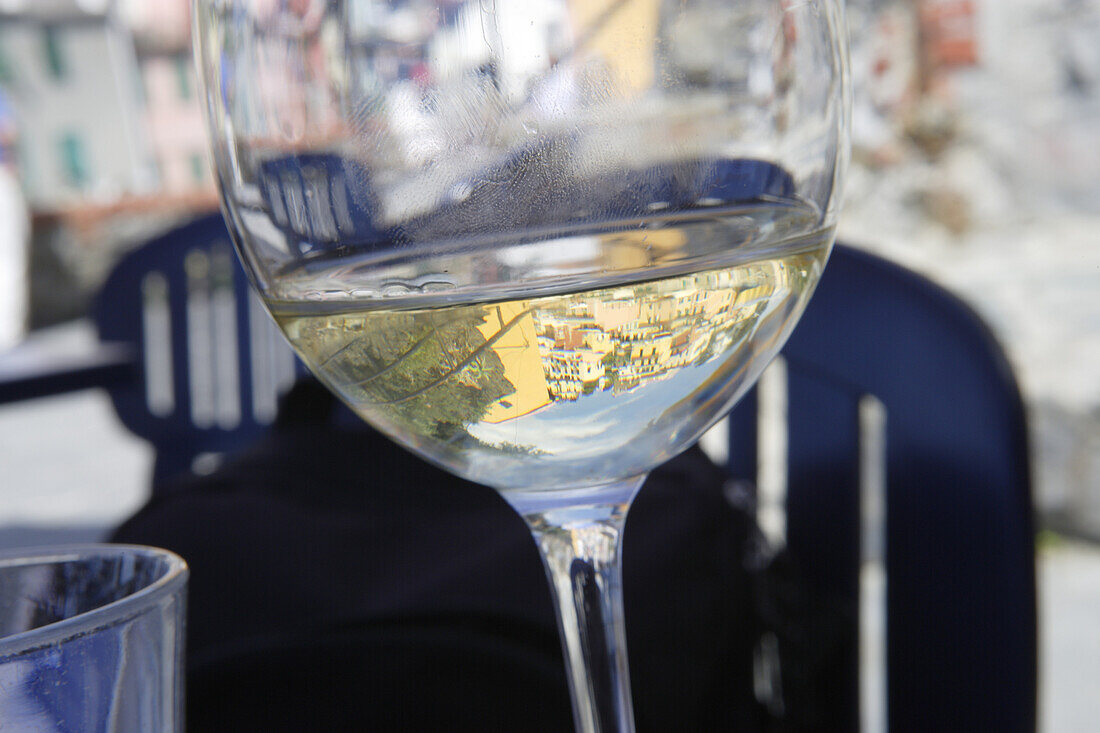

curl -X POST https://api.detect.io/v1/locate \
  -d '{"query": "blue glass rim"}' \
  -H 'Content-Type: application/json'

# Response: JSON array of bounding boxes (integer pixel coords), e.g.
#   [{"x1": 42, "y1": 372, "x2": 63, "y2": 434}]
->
[{"x1": 0, "y1": 544, "x2": 188, "y2": 659}]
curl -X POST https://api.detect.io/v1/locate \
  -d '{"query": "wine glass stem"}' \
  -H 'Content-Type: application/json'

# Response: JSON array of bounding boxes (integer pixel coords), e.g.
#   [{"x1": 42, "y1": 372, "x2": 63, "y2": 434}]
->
[{"x1": 512, "y1": 477, "x2": 644, "y2": 733}]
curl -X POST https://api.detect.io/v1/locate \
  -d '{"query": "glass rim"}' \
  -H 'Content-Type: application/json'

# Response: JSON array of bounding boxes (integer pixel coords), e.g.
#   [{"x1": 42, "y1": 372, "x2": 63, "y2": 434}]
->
[{"x1": 0, "y1": 544, "x2": 189, "y2": 658}]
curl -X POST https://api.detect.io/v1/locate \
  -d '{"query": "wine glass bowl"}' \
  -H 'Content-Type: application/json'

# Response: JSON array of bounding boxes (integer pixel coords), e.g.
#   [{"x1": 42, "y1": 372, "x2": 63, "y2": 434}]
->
[{"x1": 195, "y1": 1, "x2": 849, "y2": 730}]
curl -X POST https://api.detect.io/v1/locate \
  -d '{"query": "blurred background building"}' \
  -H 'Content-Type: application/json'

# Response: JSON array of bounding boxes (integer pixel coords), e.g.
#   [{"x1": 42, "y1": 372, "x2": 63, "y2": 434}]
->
[
  {"x1": 0, "y1": 0, "x2": 215, "y2": 331},
  {"x1": 0, "y1": 0, "x2": 153, "y2": 210}
]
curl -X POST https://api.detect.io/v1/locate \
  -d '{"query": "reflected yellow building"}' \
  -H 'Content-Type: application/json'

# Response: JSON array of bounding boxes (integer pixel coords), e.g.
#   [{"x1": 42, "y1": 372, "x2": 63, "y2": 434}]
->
[
  {"x1": 473, "y1": 257, "x2": 788, "y2": 421},
  {"x1": 478, "y1": 301, "x2": 552, "y2": 423},
  {"x1": 566, "y1": 0, "x2": 660, "y2": 93},
  {"x1": 600, "y1": 227, "x2": 690, "y2": 272}
]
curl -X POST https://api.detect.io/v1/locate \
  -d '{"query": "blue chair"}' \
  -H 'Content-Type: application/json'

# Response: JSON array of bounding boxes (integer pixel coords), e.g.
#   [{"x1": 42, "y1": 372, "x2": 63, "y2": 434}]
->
[
  {"x1": 725, "y1": 244, "x2": 1036, "y2": 731},
  {"x1": 0, "y1": 213, "x2": 302, "y2": 487},
  {"x1": 92, "y1": 214, "x2": 303, "y2": 484}
]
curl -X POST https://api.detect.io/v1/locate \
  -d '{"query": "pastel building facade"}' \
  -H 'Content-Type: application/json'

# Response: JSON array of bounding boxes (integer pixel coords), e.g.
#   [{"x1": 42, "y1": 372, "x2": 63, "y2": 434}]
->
[{"x1": 0, "y1": 0, "x2": 155, "y2": 208}]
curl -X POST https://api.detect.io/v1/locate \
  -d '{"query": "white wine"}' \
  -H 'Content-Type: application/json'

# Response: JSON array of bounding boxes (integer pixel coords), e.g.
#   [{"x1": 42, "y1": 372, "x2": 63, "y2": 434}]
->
[{"x1": 270, "y1": 202, "x2": 832, "y2": 492}]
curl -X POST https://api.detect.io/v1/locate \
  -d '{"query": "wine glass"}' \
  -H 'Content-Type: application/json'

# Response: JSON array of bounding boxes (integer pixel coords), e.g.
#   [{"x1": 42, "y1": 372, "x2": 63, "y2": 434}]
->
[{"x1": 193, "y1": 1, "x2": 850, "y2": 730}]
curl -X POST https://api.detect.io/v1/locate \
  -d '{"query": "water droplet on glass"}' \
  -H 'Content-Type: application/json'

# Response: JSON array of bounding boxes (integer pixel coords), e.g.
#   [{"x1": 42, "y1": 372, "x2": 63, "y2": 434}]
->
[
  {"x1": 420, "y1": 280, "x2": 456, "y2": 293},
  {"x1": 381, "y1": 282, "x2": 413, "y2": 297},
  {"x1": 522, "y1": 120, "x2": 539, "y2": 136}
]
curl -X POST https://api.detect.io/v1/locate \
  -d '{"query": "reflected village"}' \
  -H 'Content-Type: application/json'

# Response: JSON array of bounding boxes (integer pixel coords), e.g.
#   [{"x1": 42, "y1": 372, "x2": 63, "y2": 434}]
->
[{"x1": 289, "y1": 252, "x2": 792, "y2": 437}]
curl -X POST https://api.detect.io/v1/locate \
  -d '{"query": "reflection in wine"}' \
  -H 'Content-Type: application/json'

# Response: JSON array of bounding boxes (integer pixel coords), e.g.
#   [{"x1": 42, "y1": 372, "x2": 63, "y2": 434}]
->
[{"x1": 273, "y1": 202, "x2": 831, "y2": 492}]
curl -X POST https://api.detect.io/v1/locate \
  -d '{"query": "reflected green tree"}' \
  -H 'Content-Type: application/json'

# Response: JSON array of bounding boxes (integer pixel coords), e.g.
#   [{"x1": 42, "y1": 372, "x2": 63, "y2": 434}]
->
[{"x1": 307, "y1": 310, "x2": 516, "y2": 440}]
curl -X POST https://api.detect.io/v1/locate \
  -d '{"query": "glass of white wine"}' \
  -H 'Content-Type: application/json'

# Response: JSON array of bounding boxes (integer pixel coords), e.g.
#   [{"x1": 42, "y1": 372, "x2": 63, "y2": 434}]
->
[{"x1": 194, "y1": 1, "x2": 849, "y2": 730}]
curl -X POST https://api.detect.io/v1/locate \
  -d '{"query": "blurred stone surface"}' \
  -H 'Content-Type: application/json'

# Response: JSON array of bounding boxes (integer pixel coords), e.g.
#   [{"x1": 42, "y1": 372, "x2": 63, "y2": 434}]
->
[{"x1": 1039, "y1": 540, "x2": 1100, "y2": 733}]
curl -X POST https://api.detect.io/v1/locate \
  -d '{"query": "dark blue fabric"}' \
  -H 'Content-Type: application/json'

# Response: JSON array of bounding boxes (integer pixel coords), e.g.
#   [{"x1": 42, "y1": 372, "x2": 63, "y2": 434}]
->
[{"x1": 112, "y1": 381, "x2": 764, "y2": 732}]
